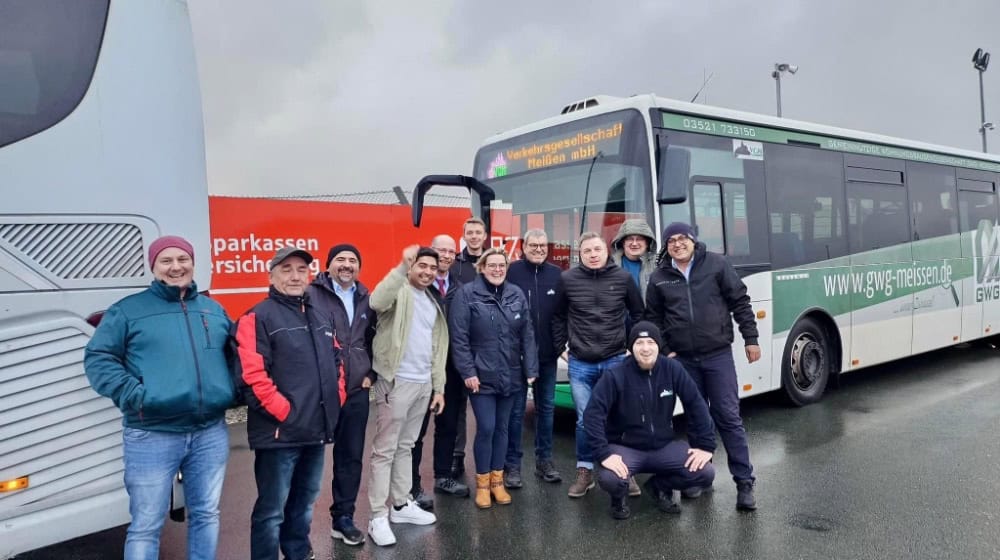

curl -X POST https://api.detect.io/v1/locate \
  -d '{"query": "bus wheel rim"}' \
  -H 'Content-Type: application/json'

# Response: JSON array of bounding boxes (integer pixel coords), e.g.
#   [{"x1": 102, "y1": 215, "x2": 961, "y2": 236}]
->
[{"x1": 790, "y1": 334, "x2": 824, "y2": 390}]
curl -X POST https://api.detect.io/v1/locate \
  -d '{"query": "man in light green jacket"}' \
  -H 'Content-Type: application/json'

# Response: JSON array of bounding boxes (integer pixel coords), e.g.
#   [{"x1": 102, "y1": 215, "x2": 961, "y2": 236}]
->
[{"x1": 366, "y1": 244, "x2": 448, "y2": 546}]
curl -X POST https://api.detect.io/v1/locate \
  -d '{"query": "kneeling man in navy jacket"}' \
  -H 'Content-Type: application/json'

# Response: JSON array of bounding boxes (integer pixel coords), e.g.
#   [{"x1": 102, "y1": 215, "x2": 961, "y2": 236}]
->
[{"x1": 583, "y1": 321, "x2": 716, "y2": 520}]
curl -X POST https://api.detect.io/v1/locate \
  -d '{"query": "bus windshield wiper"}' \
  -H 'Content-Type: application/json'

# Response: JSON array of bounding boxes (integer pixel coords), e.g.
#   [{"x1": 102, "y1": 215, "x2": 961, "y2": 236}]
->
[{"x1": 579, "y1": 151, "x2": 604, "y2": 237}]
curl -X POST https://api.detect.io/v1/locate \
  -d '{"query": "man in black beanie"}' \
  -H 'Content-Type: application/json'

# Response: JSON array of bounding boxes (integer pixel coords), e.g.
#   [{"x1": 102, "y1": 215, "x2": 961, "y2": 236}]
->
[
  {"x1": 645, "y1": 221, "x2": 761, "y2": 511},
  {"x1": 583, "y1": 321, "x2": 716, "y2": 520},
  {"x1": 307, "y1": 243, "x2": 376, "y2": 545}
]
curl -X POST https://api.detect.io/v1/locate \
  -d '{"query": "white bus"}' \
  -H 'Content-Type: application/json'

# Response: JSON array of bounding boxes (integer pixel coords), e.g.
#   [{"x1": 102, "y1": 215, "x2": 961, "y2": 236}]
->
[
  {"x1": 0, "y1": 0, "x2": 211, "y2": 555},
  {"x1": 412, "y1": 94, "x2": 1000, "y2": 410}
]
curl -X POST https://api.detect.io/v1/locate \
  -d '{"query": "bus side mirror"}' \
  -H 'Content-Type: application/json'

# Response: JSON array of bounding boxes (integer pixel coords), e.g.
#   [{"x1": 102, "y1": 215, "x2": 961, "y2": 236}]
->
[
  {"x1": 656, "y1": 140, "x2": 690, "y2": 204},
  {"x1": 411, "y1": 174, "x2": 496, "y2": 235}
]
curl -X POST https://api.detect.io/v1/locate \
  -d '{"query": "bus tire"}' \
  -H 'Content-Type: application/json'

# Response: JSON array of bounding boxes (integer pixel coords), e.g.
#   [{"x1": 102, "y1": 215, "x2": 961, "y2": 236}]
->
[{"x1": 781, "y1": 317, "x2": 830, "y2": 406}]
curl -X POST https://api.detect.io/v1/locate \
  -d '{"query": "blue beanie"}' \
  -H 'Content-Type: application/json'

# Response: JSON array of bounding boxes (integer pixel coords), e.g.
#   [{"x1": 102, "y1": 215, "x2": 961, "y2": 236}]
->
[{"x1": 662, "y1": 222, "x2": 696, "y2": 242}]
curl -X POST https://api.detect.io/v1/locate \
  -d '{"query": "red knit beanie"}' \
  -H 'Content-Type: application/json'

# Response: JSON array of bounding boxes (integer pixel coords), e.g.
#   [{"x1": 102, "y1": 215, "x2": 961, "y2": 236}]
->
[{"x1": 149, "y1": 235, "x2": 194, "y2": 269}]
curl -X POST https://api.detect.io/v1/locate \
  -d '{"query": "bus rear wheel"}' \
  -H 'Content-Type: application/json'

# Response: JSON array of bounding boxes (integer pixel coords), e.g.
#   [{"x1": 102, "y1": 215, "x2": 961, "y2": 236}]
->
[{"x1": 782, "y1": 317, "x2": 830, "y2": 406}]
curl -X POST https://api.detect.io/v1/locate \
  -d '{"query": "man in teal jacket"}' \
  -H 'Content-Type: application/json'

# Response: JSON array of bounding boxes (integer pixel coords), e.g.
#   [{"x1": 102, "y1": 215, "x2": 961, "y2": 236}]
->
[{"x1": 85, "y1": 235, "x2": 235, "y2": 560}]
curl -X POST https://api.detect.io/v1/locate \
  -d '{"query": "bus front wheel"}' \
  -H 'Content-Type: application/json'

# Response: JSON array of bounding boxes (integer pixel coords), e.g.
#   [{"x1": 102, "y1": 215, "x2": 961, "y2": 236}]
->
[{"x1": 781, "y1": 317, "x2": 830, "y2": 406}]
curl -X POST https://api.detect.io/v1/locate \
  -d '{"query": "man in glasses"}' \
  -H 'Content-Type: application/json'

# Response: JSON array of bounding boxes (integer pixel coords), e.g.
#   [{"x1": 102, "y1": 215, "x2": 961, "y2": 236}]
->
[{"x1": 644, "y1": 222, "x2": 761, "y2": 511}]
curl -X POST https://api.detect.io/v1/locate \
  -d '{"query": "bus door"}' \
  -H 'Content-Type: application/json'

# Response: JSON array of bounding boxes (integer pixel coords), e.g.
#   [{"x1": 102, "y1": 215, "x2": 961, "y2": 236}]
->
[
  {"x1": 656, "y1": 129, "x2": 773, "y2": 395},
  {"x1": 956, "y1": 171, "x2": 1000, "y2": 340}
]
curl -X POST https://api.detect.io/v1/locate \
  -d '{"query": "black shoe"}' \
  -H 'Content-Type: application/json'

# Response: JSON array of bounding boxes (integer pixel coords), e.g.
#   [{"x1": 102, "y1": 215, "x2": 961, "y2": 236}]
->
[
  {"x1": 451, "y1": 456, "x2": 465, "y2": 478},
  {"x1": 534, "y1": 460, "x2": 562, "y2": 483},
  {"x1": 411, "y1": 488, "x2": 434, "y2": 511},
  {"x1": 681, "y1": 484, "x2": 713, "y2": 499},
  {"x1": 434, "y1": 477, "x2": 470, "y2": 497},
  {"x1": 331, "y1": 515, "x2": 365, "y2": 546},
  {"x1": 610, "y1": 496, "x2": 631, "y2": 520},
  {"x1": 736, "y1": 479, "x2": 757, "y2": 511},
  {"x1": 643, "y1": 478, "x2": 680, "y2": 514},
  {"x1": 503, "y1": 466, "x2": 523, "y2": 489}
]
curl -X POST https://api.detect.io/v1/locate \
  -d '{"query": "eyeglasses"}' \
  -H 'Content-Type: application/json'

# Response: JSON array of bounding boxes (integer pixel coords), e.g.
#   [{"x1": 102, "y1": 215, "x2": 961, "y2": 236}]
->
[
  {"x1": 666, "y1": 236, "x2": 691, "y2": 246},
  {"x1": 484, "y1": 263, "x2": 507, "y2": 270},
  {"x1": 525, "y1": 243, "x2": 547, "y2": 250}
]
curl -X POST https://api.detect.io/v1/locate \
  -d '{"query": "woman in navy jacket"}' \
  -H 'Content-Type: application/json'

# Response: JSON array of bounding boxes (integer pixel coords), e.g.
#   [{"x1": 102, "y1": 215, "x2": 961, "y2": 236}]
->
[{"x1": 448, "y1": 248, "x2": 538, "y2": 509}]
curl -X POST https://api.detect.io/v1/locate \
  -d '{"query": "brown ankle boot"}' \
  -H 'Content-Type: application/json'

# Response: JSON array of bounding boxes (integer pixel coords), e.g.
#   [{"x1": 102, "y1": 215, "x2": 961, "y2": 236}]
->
[
  {"x1": 475, "y1": 473, "x2": 492, "y2": 509},
  {"x1": 490, "y1": 470, "x2": 512, "y2": 505}
]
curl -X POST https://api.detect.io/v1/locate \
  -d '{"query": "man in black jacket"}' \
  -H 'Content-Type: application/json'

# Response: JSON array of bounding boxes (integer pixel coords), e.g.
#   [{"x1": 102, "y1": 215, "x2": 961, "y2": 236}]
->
[
  {"x1": 644, "y1": 222, "x2": 761, "y2": 511},
  {"x1": 410, "y1": 234, "x2": 471, "y2": 509},
  {"x1": 552, "y1": 232, "x2": 644, "y2": 498},
  {"x1": 449, "y1": 217, "x2": 486, "y2": 477},
  {"x1": 584, "y1": 322, "x2": 716, "y2": 520},
  {"x1": 505, "y1": 228, "x2": 563, "y2": 485},
  {"x1": 307, "y1": 244, "x2": 375, "y2": 546},
  {"x1": 233, "y1": 247, "x2": 345, "y2": 560}
]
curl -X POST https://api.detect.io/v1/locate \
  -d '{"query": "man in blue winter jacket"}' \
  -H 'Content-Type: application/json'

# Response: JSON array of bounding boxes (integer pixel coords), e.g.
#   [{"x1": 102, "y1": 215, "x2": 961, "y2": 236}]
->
[
  {"x1": 85, "y1": 235, "x2": 235, "y2": 560},
  {"x1": 584, "y1": 321, "x2": 716, "y2": 520}
]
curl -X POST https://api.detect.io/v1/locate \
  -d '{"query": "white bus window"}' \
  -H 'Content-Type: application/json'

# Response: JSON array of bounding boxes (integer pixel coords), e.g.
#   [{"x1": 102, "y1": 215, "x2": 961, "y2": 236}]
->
[{"x1": 0, "y1": 0, "x2": 109, "y2": 147}]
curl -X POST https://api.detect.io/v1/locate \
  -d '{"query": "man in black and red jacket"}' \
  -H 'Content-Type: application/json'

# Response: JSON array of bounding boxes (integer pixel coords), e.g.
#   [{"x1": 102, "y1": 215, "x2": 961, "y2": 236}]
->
[{"x1": 233, "y1": 246, "x2": 345, "y2": 560}]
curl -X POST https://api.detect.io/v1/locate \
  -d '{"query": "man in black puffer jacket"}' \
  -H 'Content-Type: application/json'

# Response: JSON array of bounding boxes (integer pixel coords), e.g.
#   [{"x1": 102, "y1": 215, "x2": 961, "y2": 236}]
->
[
  {"x1": 644, "y1": 222, "x2": 760, "y2": 512},
  {"x1": 552, "y1": 232, "x2": 644, "y2": 499},
  {"x1": 584, "y1": 322, "x2": 716, "y2": 520},
  {"x1": 233, "y1": 247, "x2": 346, "y2": 560},
  {"x1": 307, "y1": 244, "x2": 376, "y2": 546}
]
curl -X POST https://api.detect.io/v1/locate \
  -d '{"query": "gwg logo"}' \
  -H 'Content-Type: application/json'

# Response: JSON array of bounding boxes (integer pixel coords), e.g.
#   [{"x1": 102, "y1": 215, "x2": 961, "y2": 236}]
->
[{"x1": 973, "y1": 220, "x2": 1000, "y2": 302}]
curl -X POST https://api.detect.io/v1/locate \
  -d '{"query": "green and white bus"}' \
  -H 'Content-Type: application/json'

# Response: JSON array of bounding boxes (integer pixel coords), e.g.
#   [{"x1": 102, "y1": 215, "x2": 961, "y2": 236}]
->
[{"x1": 412, "y1": 93, "x2": 1000, "y2": 409}]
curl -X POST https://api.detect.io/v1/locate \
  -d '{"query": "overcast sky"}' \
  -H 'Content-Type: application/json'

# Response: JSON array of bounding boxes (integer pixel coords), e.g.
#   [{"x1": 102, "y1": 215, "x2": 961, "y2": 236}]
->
[{"x1": 188, "y1": 0, "x2": 1000, "y2": 197}]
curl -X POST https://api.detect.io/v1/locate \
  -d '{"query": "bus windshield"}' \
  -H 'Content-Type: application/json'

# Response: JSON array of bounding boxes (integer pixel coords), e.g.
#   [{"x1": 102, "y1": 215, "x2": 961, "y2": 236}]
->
[{"x1": 472, "y1": 109, "x2": 653, "y2": 268}]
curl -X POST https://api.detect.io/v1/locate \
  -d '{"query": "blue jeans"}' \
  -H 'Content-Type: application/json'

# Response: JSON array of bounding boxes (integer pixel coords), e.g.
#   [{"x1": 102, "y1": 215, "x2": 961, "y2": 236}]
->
[
  {"x1": 506, "y1": 360, "x2": 557, "y2": 467},
  {"x1": 122, "y1": 419, "x2": 229, "y2": 560},
  {"x1": 468, "y1": 393, "x2": 515, "y2": 474},
  {"x1": 568, "y1": 354, "x2": 625, "y2": 469},
  {"x1": 677, "y1": 349, "x2": 755, "y2": 482},
  {"x1": 251, "y1": 445, "x2": 325, "y2": 560}
]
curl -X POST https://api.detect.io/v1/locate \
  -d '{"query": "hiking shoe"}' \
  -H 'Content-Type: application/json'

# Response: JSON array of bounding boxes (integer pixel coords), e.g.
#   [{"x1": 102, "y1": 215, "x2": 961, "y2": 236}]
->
[
  {"x1": 434, "y1": 477, "x2": 470, "y2": 497},
  {"x1": 681, "y1": 484, "x2": 713, "y2": 499},
  {"x1": 331, "y1": 515, "x2": 364, "y2": 546},
  {"x1": 627, "y1": 476, "x2": 641, "y2": 497},
  {"x1": 736, "y1": 479, "x2": 757, "y2": 511},
  {"x1": 534, "y1": 460, "x2": 562, "y2": 483},
  {"x1": 567, "y1": 467, "x2": 595, "y2": 498},
  {"x1": 643, "y1": 478, "x2": 680, "y2": 514},
  {"x1": 503, "y1": 466, "x2": 523, "y2": 489},
  {"x1": 610, "y1": 496, "x2": 631, "y2": 520},
  {"x1": 367, "y1": 516, "x2": 396, "y2": 547},
  {"x1": 411, "y1": 488, "x2": 434, "y2": 511},
  {"x1": 390, "y1": 500, "x2": 437, "y2": 525}
]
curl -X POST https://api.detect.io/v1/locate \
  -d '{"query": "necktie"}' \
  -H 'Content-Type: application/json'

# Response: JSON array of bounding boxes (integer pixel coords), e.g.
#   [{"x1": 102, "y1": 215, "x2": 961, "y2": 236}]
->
[{"x1": 437, "y1": 278, "x2": 446, "y2": 294}]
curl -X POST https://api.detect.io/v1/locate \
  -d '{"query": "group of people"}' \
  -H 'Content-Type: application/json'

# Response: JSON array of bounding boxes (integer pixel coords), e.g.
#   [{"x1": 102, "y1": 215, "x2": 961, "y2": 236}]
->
[{"x1": 83, "y1": 216, "x2": 761, "y2": 559}]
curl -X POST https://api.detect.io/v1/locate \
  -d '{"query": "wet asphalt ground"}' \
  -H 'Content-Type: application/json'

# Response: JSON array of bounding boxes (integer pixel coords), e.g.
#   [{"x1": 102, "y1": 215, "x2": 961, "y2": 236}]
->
[{"x1": 22, "y1": 342, "x2": 1000, "y2": 560}]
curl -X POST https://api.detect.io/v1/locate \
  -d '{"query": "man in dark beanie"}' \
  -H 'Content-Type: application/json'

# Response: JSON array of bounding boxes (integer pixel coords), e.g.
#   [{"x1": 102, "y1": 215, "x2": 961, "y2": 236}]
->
[
  {"x1": 307, "y1": 243, "x2": 376, "y2": 546},
  {"x1": 644, "y1": 221, "x2": 761, "y2": 511},
  {"x1": 583, "y1": 321, "x2": 715, "y2": 520}
]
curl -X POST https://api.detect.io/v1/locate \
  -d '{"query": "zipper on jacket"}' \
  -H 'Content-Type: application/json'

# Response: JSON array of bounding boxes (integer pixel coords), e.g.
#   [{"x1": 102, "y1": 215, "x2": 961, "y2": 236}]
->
[
  {"x1": 302, "y1": 301, "x2": 335, "y2": 443},
  {"x1": 646, "y1": 374, "x2": 656, "y2": 436},
  {"x1": 180, "y1": 298, "x2": 205, "y2": 420},
  {"x1": 274, "y1": 427, "x2": 280, "y2": 440},
  {"x1": 201, "y1": 314, "x2": 211, "y2": 347}
]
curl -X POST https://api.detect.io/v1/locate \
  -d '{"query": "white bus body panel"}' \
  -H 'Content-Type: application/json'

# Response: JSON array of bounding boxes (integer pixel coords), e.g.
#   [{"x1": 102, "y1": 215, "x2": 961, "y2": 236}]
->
[{"x1": 0, "y1": 0, "x2": 206, "y2": 556}]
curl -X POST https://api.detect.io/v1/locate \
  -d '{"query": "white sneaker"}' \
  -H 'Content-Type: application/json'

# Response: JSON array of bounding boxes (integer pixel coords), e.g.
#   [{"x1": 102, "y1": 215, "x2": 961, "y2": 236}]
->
[
  {"x1": 389, "y1": 500, "x2": 437, "y2": 525},
  {"x1": 367, "y1": 516, "x2": 396, "y2": 546}
]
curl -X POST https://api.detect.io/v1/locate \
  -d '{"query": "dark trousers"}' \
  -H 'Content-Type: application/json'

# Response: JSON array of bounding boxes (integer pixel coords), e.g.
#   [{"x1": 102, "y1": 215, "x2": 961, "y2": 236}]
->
[
  {"x1": 677, "y1": 349, "x2": 755, "y2": 482},
  {"x1": 468, "y1": 392, "x2": 516, "y2": 474},
  {"x1": 597, "y1": 441, "x2": 716, "y2": 499},
  {"x1": 506, "y1": 360, "x2": 557, "y2": 467},
  {"x1": 329, "y1": 389, "x2": 370, "y2": 520},
  {"x1": 251, "y1": 445, "x2": 325, "y2": 560},
  {"x1": 412, "y1": 370, "x2": 468, "y2": 490}
]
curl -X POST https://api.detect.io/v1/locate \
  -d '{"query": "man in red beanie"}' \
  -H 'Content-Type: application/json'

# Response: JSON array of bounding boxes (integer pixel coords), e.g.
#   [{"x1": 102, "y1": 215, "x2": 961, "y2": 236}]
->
[{"x1": 85, "y1": 235, "x2": 235, "y2": 559}]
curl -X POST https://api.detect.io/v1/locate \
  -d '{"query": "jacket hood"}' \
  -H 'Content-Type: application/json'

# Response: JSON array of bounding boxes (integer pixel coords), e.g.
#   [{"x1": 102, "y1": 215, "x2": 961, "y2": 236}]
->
[{"x1": 611, "y1": 219, "x2": 657, "y2": 253}]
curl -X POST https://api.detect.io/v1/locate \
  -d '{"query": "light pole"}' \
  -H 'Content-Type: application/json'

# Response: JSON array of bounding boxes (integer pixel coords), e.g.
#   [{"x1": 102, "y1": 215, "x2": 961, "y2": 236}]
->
[
  {"x1": 771, "y1": 63, "x2": 798, "y2": 117},
  {"x1": 973, "y1": 48, "x2": 991, "y2": 153}
]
